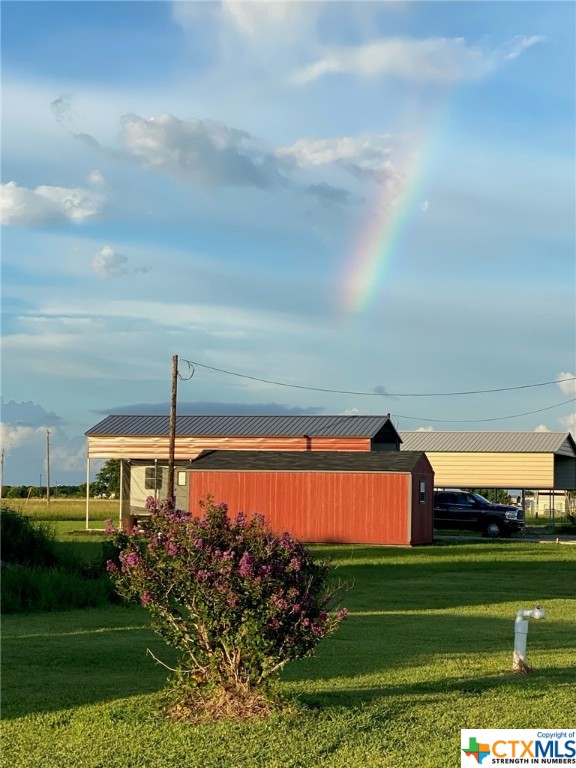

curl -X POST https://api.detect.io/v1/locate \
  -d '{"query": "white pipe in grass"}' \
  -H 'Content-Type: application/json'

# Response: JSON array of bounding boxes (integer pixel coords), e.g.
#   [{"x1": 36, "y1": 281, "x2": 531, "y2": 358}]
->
[{"x1": 513, "y1": 605, "x2": 545, "y2": 672}]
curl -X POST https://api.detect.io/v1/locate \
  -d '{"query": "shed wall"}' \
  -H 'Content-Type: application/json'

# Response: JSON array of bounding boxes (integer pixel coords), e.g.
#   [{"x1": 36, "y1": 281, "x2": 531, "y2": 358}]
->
[
  {"x1": 88, "y1": 435, "x2": 371, "y2": 459},
  {"x1": 188, "y1": 471, "x2": 412, "y2": 545},
  {"x1": 554, "y1": 456, "x2": 576, "y2": 490},
  {"x1": 410, "y1": 471, "x2": 434, "y2": 545},
  {"x1": 426, "y1": 452, "x2": 554, "y2": 488}
]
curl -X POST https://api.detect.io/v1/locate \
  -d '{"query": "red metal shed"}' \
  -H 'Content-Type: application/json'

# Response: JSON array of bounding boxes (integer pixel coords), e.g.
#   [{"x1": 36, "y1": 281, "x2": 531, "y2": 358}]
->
[{"x1": 188, "y1": 450, "x2": 434, "y2": 546}]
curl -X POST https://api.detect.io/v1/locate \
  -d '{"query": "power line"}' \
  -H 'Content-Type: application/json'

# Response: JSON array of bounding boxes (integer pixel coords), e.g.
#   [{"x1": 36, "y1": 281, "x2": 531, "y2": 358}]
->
[
  {"x1": 180, "y1": 358, "x2": 576, "y2": 398},
  {"x1": 395, "y1": 397, "x2": 576, "y2": 424}
]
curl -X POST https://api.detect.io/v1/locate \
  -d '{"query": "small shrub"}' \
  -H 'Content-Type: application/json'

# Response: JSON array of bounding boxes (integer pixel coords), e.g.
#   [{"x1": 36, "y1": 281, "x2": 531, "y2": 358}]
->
[
  {"x1": 0, "y1": 507, "x2": 120, "y2": 613},
  {"x1": 1, "y1": 507, "x2": 59, "y2": 567},
  {"x1": 109, "y1": 496, "x2": 347, "y2": 720}
]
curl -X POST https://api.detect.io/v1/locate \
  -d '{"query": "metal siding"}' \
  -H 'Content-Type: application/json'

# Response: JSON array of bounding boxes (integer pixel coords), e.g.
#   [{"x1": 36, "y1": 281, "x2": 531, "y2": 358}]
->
[
  {"x1": 554, "y1": 455, "x2": 576, "y2": 490},
  {"x1": 400, "y1": 431, "x2": 572, "y2": 454},
  {"x1": 557, "y1": 436, "x2": 576, "y2": 458},
  {"x1": 87, "y1": 414, "x2": 393, "y2": 438},
  {"x1": 88, "y1": 435, "x2": 371, "y2": 459},
  {"x1": 427, "y1": 452, "x2": 554, "y2": 488},
  {"x1": 188, "y1": 471, "x2": 412, "y2": 545}
]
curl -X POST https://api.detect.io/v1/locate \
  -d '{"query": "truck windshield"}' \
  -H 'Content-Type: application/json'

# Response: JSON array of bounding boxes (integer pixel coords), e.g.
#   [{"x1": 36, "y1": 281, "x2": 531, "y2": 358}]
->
[{"x1": 471, "y1": 493, "x2": 491, "y2": 505}]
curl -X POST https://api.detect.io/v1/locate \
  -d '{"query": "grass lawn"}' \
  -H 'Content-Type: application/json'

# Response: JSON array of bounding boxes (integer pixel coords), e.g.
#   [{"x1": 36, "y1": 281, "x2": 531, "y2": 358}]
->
[
  {"x1": 4, "y1": 498, "x2": 118, "y2": 521},
  {"x1": 2, "y1": 542, "x2": 575, "y2": 768}
]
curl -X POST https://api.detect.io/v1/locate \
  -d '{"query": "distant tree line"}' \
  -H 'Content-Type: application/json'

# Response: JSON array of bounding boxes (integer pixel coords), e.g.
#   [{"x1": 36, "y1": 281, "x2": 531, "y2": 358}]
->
[
  {"x1": 464, "y1": 489, "x2": 514, "y2": 505},
  {"x1": 2, "y1": 460, "x2": 121, "y2": 499},
  {"x1": 2, "y1": 485, "x2": 86, "y2": 499}
]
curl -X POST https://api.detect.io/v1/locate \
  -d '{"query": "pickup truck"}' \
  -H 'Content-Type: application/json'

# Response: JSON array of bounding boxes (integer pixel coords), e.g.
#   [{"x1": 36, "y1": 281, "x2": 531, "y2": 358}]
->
[{"x1": 433, "y1": 490, "x2": 525, "y2": 538}]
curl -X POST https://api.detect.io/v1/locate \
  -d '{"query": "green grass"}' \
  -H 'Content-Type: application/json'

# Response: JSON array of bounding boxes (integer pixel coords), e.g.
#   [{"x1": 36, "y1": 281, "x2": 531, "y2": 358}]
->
[
  {"x1": 1, "y1": 508, "x2": 118, "y2": 613},
  {"x1": 2, "y1": 542, "x2": 575, "y2": 768},
  {"x1": 4, "y1": 497, "x2": 118, "y2": 521}
]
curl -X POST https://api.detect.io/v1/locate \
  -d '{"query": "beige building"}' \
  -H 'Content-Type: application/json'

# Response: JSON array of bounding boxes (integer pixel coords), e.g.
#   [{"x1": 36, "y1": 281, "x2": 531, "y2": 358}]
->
[
  {"x1": 534, "y1": 489, "x2": 572, "y2": 517},
  {"x1": 399, "y1": 431, "x2": 576, "y2": 491}
]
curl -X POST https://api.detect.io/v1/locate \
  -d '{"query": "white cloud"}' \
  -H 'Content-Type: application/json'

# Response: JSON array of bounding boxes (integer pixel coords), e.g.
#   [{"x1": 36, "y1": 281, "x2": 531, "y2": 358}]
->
[
  {"x1": 91, "y1": 246, "x2": 129, "y2": 278},
  {"x1": 76, "y1": 114, "x2": 385, "y2": 205},
  {"x1": 560, "y1": 413, "x2": 576, "y2": 433},
  {"x1": 292, "y1": 35, "x2": 544, "y2": 84},
  {"x1": 503, "y1": 35, "x2": 546, "y2": 61},
  {"x1": 557, "y1": 372, "x2": 576, "y2": 397},
  {"x1": 15, "y1": 297, "x2": 320, "y2": 341},
  {"x1": 0, "y1": 423, "x2": 45, "y2": 450},
  {"x1": 277, "y1": 134, "x2": 393, "y2": 168},
  {"x1": 0, "y1": 181, "x2": 103, "y2": 226},
  {"x1": 277, "y1": 134, "x2": 407, "y2": 191},
  {"x1": 220, "y1": 0, "x2": 304, "y2": 38},
  {"x1": 340, "y1": 407, "x2": 369, "y2": 415},
  {"x1": 421, "y1": 200, "x2": 430, "y2": 213},
  {"x1": 51, "y1": 444, "x2": 86, "y2": 472},
  {"x1": 87, "y1": 169, "x2": 106, "y2": 186},
  {"x1": 120, "y1": 113, "x2": 282, "y2": 188},
  {"x1": 173, "y1": 0, "x2": 319, "y2": 43},
  {"x1": 50, "y1": 94, "x2": 76, "y2": 126},
  {"x1": 533, "y1": 424, "x2": 551, "y2": 432},
  {"x1": 0, "y1": 416, "x2": 87, "y2": 481}
]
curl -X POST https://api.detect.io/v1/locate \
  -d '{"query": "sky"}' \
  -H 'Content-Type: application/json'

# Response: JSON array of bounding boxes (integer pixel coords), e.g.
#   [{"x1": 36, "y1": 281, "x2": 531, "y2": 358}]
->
[{"x1": 1, "y1": 0, "x2": 575, "y2": 486}]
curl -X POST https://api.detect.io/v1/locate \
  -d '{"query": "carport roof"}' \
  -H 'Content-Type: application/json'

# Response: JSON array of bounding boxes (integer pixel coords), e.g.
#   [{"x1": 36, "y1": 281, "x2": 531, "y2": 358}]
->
[
  {"x1": 399, "y1": 431, "x2": 576, "y2": 456},
  {"x1": 87, "y1": 414, "x2": 399, "y2": 439}
]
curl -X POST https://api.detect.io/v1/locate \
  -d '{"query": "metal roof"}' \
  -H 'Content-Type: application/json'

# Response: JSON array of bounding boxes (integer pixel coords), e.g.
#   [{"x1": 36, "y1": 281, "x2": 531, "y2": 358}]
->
[
  {"x1": 399, "y1": 431, "x2": 576, "y2": 455},
  {"x1": 87, "y1": 414, "x2": 396, "y2": 439},
  {"x1": 190, "y1": 450, "x2": 430, "y2": 473}
]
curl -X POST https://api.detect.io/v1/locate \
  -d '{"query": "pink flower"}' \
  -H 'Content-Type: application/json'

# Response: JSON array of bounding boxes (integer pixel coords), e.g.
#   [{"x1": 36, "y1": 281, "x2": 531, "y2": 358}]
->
[
  {"x1": 106, "y1": 560, "x2": 118, "y2": 573},
  {"x1": 166, "y1": 541, "x2": 178, "y2": 556},
  {"x1": 125, "y1": 551, "x2": 140, "y2": 567},
  {"x1": 239, "y1": 552, "x2": 255, "y2": 578},
  {"x1": 337, "y1": 608, "x2": 348, "y2": 621},
  {"x1": 273, "y1": 597, "x2": 288, "y2": 611},
  {"x1": 141, "y1": 591, "x2": 153, "y2": 606}
]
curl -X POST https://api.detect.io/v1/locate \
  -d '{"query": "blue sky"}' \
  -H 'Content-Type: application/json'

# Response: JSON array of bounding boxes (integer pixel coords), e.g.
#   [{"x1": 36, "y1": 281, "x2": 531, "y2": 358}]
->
[{"x1": 1, "y1": 1, "x2": 575, "y2": 485}]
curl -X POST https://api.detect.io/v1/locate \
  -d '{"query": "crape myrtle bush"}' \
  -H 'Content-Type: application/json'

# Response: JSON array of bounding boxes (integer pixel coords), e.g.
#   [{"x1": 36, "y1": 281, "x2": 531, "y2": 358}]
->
[{"x1": 108, "y1": 496, "x2": 347, "y2": 718}]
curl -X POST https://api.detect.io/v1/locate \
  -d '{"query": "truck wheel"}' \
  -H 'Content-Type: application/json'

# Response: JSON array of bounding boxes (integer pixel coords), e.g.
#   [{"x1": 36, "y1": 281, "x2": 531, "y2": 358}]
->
[{"x1": 484, "y1": 520, "x2": 502, "y2": 538}]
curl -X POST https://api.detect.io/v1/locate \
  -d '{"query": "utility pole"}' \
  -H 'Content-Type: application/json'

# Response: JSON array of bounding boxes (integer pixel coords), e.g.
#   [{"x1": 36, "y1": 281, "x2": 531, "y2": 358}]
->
[
  {"x1": 46, "y1": 429, "x2": 51, "y2": 505},
  {"x1": 0, "y1": 448, "x2": 4, "y2": 500},
  {"x1": 168, "y1": 354, "x2": 178, "y2": 504}
]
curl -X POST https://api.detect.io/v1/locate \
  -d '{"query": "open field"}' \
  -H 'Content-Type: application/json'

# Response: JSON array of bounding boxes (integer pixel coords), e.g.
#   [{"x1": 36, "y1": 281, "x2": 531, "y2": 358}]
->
[
  {"x1": 2, "y1": 541, "x2": 575, "y2": 768},
  {"x1": 2, "y1": 498, "x2": 118, "y2": 521}
]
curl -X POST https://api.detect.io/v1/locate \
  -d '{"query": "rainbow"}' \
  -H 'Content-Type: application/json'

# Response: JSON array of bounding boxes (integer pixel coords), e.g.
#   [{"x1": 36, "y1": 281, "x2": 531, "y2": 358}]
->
[
  {"x1": 337, "y1": 75, "x2": 458, "y2": 318},
  {"x1": 340, "y1": 145, "x2": 426, "y2": 315}
]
